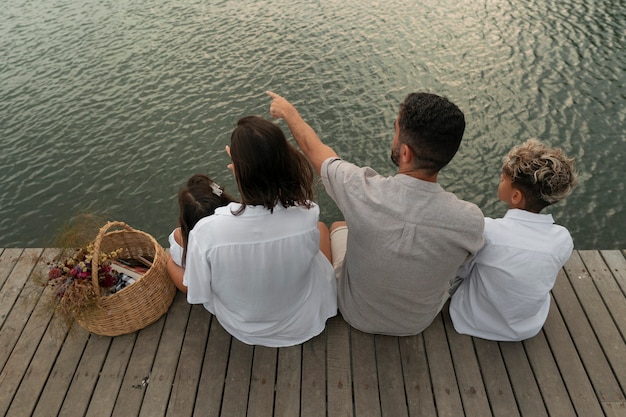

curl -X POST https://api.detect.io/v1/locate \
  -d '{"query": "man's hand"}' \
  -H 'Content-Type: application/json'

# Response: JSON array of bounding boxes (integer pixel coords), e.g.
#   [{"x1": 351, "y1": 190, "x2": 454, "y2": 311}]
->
[
  {"x1": 267, "y1": 91, "x2": 295, "y2": 120},
  {"x1": 265, "y1": 90, "x2": 338, "y2": 175}
]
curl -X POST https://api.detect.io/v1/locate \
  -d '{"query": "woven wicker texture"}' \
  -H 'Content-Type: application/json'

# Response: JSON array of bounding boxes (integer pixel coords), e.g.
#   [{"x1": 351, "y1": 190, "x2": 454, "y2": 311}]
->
[{"x1": 77, "y1": 221, "x2": 176, "y2": 336}]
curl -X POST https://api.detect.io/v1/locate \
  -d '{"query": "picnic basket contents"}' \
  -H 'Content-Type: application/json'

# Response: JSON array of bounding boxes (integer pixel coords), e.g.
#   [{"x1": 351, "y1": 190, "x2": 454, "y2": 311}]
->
[{"x1": 47, "y1": 221, "x2": 176, "y2": 336}]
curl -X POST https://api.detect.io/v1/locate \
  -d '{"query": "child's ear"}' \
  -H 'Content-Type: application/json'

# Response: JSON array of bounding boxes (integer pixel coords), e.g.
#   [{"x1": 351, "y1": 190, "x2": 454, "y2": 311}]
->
[{"x1": 511, "y1": 188, "x2": 524, "y2": 206}]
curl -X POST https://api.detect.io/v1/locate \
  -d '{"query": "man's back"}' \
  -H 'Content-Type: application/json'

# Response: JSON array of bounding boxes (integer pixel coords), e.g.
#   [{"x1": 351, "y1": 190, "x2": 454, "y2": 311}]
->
[{"x1": 322, "y1": 158, "x2": 484, "y2": 335}]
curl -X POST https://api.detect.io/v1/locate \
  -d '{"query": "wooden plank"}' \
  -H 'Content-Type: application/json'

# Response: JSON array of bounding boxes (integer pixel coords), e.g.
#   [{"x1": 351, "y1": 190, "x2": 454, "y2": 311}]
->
[
  {"x1": 247, "y1": 345, "x2": 277, "y2": 417},
  {"x1": 192, "y1": 316, "x2": 231, "y2": 417},
  {"x1": 111, "y1": 316, "x2": 166, "y2": 417},
  {"x1": 350, "y1": 329, "x2": 381, "y2": 417},
  {"x1": 553, "y1": 260, "x2": 624, "y2": 405},
  {"x1": 399, "y1": 334, "x2": 437, "y2": 417},
  {"x1": 139, "y1": 291, "x2": 192, "y2": 417},
  {"x1": 3, "y1": 248, "x2": 625, "y2": 416},
  {"x1": 31, "y1": 322, "x2": 90, "y2": 417},
  {"x1": 275, "y1": 345, "x2": 302, "y2": 417},
  {"x1": 0, "y1": 248, "x2": 22, "y2": 292},
  {"x1": 0, "y1": 248, "x2": 42, "y2": 331},
  {"x1": 166, "y1": 304, "x2": 211, "y2": 417},
  {"x1": 422, "y1": 313, "x2": 463, "y2": 417},
  {"x1": 441, "y1": 308, "x2": 491, "y2": 416},
  {"x1": 602, "y1": 401, "x2": 626, "y2": 417},
  {"x1": 0, "y1": 248, "x2": 48, "y2": 372},
  {"x1": 4, "y1": 249, "x2": 65, "y2": 415},
  {"x1": 580, "y1": 250, "x2": 626, "y2": 336},
  {"x1": 300, "y1": 331, "x2": 327, "y2": 417},
  {"x1": 0, "y1": 274, "x2": 45, "y2": 372},
  {"x1": 326, "y1": 314, "x2": 353, "y2": 417},
  {"x1": 568, "y1": 251, "x2": 626, "y2": 394},
  {"x1": 601, "y1": 250, "x2": 626, "y2": 296},
  {"x1": 220, "y1": 338, "x2": 253, "y2": 417},
  {"x1": 600, "y1": 250, "x2": 626, "y2": 337},
  {"x1": 57, "y1": 333, "x2": 113, "y2": 417},
  {"x1": 603, "y1": 250, "x2": 626, "y2": 284},
  {"x1": 375, "y1": 335, "x2": 408, "y2": 417},
  {"x1": 472, "y1": 338, "x2": 520, "y2": 417},
  {"x1": 84, "y1": 332, "x2": 137, "y2": 417},
  {"x1": 543, "y1": 291, "x2": 604, "y2": 416},
  {"x1": 6, "y1": 302, "x2": 70, "y2": 417},
  {"x1": 522, "y1": 331, "x2": 577, "y2": 417},
  {"x1": 499, "y1": 341, "x2": 548, "y2": 417},
  {"x1": 0, "y1": 253, "x2": 60, "y2": 416}
]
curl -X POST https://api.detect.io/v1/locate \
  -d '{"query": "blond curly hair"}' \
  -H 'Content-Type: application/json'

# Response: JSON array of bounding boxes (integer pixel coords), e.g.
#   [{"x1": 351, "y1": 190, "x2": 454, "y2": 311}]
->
[{"x1": 502, "y1": 139, "x2": 578, "y2": 212}]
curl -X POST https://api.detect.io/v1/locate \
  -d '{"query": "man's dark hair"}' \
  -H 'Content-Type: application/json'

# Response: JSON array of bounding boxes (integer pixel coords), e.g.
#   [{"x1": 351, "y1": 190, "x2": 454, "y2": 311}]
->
[
  {"x1": 230, "y1": 115, "x2": 314, "y2": 214},
  {"x1": 397, "y1": 92, "x2": 465, "y2": 174}
]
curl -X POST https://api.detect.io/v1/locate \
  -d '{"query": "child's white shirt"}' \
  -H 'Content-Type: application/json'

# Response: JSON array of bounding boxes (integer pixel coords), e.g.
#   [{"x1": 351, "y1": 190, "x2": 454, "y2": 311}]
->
[{"x1": 449, "y1": 209, "x2": 573, "y2": 341}]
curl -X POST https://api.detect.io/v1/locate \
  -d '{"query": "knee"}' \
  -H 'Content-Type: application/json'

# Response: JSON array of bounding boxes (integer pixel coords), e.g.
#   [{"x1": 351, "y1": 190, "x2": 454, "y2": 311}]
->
[{"x1": 330, "y1": 221, "x2": 347, "y2": 232}]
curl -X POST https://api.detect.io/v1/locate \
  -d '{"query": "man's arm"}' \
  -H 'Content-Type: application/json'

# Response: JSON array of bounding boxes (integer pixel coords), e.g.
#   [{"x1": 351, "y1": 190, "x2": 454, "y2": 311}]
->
[{"x1": 267, "y1": 91, "x2": 338, "y2": 175}]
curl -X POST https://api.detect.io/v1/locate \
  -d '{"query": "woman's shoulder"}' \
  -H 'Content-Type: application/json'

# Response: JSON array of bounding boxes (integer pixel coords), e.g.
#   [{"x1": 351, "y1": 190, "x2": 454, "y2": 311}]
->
[{"x1": 285, "y1": 201, "x2": 320, "y2": 217}]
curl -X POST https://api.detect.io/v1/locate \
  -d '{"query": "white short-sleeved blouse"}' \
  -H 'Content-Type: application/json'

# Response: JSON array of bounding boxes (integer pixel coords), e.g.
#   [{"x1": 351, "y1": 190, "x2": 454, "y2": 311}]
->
[{"x1": 183, "y1": 202, "x2": 337, "y2": 347}]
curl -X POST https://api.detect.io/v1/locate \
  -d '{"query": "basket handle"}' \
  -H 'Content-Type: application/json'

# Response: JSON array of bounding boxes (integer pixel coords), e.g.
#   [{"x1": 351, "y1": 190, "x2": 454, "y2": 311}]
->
[{"x1": 91, "y1": 221, "x2": 135, "y2": 291}]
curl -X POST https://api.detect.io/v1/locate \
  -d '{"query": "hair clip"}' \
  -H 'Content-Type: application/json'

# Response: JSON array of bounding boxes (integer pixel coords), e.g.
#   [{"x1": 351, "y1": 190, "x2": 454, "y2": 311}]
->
[{"x1": 210, "y1": 182, "x2": 223, "y2": 196}]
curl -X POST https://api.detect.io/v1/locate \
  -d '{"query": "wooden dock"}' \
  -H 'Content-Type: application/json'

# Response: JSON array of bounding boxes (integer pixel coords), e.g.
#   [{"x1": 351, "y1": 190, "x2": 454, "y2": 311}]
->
[{"x1": 0, "y1": 248, "x2": 625, "y2": 417}]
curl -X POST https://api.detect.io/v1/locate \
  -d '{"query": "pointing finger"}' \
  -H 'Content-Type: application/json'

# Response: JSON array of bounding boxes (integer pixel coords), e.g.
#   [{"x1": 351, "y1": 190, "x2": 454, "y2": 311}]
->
[{"x1": 266, "y1": 91, "x2": 280, "y2": 100}]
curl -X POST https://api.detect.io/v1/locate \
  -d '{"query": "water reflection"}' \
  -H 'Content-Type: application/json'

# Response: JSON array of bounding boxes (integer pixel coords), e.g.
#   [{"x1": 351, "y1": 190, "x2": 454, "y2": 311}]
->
[{"x1": 0, "y1": 0, "x2": 624, "y2": 248}]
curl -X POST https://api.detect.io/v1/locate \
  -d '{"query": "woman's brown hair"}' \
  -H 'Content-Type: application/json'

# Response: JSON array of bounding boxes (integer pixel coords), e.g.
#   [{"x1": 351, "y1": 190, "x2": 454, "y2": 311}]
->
[{"x1": 229, "y1": 116, "x2": 314, "y2": 214}]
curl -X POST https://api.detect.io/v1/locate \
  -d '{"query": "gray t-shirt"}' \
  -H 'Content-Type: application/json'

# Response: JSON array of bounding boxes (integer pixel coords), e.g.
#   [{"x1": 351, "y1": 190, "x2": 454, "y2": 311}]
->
[{"x1": 322, "y1": 158, "x2": 484, "y2": 335}]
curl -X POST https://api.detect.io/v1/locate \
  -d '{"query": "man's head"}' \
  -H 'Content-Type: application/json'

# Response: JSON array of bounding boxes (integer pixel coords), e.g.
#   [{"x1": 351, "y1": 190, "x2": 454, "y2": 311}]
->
[
  {"x1": 500, "y1": 138, "x2": 578, "y2": 212},
  {"x1": 391, "y1": 92, "x2": 465, "y2": 175}
]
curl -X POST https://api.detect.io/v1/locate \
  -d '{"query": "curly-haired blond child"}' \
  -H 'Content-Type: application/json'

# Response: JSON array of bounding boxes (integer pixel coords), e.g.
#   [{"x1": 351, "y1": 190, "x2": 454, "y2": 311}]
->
[{"x1": 449, "y1": 139, "x2": 578, "y2": 341}]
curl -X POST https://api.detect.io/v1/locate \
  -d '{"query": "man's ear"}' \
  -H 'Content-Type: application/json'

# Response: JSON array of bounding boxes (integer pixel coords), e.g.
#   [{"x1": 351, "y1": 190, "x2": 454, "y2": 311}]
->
[{"x1": 401, "y1": 143, "x2": 413, "y2": 163}]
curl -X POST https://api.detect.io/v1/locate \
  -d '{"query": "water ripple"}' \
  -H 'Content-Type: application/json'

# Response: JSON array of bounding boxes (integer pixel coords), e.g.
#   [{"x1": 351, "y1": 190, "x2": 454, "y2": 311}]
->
[{"x1": 1, "y1": 0, "x2": 624, "y2": 248}]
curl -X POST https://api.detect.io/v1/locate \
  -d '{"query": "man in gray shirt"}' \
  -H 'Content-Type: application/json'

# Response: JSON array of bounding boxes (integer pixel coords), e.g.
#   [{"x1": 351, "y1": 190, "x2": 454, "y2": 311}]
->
[{"x1": 267, "y1": 91, "x2": 484, "y2": 336}]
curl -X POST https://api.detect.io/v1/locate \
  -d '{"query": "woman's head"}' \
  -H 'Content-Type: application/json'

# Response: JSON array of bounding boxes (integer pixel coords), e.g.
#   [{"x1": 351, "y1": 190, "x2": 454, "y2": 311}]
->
[
  {"x1": 178, "y1": 174, "x2": 235, "y2": 262},
  {"x1": 229, "y1": 115, "x2": 314, "y2": 213}
]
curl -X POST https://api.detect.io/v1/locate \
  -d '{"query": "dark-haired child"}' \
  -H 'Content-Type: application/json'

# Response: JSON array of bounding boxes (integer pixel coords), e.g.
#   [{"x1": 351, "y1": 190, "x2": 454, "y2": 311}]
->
[{"x1": 167, "y1": 174, "x2": 235, "y2": 292}]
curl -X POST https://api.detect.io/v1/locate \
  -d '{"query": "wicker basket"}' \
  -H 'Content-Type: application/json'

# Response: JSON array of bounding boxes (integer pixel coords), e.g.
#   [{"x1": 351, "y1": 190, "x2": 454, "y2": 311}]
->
[{"x1": 76, "y1": 221, "x2": 176, "y2": 336}]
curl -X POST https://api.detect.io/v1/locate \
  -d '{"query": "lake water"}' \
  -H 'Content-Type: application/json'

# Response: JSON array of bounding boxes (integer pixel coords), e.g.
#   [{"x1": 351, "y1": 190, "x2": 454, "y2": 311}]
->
[{"x1": 1, "y1": 0, "x2": 624, "y2": 249}]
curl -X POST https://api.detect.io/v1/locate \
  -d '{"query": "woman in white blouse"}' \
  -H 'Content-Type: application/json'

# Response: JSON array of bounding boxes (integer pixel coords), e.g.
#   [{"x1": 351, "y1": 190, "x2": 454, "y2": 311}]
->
[{"x1": 181, "y1": 116, "x2": 337, "y2": 347}]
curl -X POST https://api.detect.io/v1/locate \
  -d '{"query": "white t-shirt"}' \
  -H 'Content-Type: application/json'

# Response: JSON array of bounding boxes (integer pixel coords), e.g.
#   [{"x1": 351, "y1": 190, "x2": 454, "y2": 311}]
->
[
  {"x1": 449, "y1": 209, "x2": 573, "y2": 341},
  {"x1": 183, "y1": 202, "x2": 337, "y2": 347}
]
